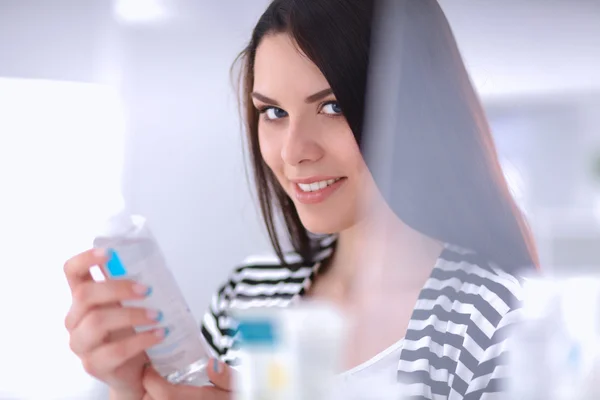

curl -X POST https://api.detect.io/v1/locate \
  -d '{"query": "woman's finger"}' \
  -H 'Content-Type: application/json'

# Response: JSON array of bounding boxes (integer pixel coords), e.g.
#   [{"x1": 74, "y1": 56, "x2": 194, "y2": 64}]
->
[
  {"x1": 69, "y1": 306, "x2": 161, "y2": 355},
  {"x1": 64, "y1": 280, "x2": 151, "y2": 331},
  {"x1": 64, "y1": 248, "x2": 107, "y2": 291},
  {"x1": 143, "y1": 367, "x2": 229, "y2": 400},
  {"x1": 207, "y1": 359, "x2": 235, "y2": 392},
  {"x1": 81, "y1": 327, "x2": 167, "y2": 377}
]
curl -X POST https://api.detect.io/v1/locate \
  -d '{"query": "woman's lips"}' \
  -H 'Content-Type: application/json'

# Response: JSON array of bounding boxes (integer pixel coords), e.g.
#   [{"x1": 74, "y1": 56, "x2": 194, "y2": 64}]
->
[{"x1": 292, "y1": 177, "x2": 347, "y2": 204}]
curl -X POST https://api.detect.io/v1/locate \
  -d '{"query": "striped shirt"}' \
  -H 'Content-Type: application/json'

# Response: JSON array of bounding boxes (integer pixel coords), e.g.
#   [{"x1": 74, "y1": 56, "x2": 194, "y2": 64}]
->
[{"x1": 201, "y1": 237, "x2": 523, "y2": 399}]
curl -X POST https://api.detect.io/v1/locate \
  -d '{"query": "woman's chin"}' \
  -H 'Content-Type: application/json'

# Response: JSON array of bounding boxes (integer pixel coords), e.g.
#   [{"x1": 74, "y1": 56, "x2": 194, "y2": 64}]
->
[{"x1": 297, "y1": 212, "x2": 353, "y2": 236}]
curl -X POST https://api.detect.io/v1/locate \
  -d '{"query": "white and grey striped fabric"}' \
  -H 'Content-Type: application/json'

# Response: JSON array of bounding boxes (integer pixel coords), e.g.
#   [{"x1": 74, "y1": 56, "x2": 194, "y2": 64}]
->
[{"x1": 201, "y1": 238, "x2": 523, "y2": 400}]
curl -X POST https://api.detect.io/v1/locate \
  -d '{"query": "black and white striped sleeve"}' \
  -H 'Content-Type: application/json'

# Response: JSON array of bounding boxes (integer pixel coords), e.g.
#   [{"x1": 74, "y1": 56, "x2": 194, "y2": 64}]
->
[
  {"x1": 200, "y1": 280, "x2": 236, "y2": 361},
  {"x1": 463, "y1": 306, "x2": 522, "y2": 399}
]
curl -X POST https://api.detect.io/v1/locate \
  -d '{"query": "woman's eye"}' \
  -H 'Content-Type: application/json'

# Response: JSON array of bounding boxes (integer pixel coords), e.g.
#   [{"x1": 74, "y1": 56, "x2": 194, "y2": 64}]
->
[
  {"x1": 262, "y1": 107, "x2": 288, "y2": 121},
  {"x1": 321, "y1": 101, "x2": 343, "y2": 115}
]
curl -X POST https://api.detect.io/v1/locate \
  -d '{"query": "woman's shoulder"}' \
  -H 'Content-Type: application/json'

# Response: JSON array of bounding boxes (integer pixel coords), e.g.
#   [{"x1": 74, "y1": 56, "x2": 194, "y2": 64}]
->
[
  {"x1": 399, "y1": 244, "x2": 528, "y2": 393},
  {"x1": 219, "y1": 235, "x2": 337, "y2": 304},
  {"x1": 201, "y1": 237, "x2": 336, "y2": 363},
  {"x1": 434, "y1": 243, "x2": 525, "y2": 312}
]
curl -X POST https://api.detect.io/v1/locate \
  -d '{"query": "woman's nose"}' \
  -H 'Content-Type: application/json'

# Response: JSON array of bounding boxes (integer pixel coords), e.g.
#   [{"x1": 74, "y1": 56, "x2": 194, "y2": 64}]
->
[{"x1": 281, "y1": 120, "x2": 324, "y2": 166}]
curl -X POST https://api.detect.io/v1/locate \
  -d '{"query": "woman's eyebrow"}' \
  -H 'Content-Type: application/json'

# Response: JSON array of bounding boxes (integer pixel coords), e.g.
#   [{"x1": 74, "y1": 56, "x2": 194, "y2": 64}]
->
[
  {"x1": 304, "y1": 88, "x2": 333, "y2": 103},
  {"x1": 251, "y1": 92, "x2": 279, "y2": 106},
  {"x1": 251, "y1": 88, "x2": 334, "y2": 106}
]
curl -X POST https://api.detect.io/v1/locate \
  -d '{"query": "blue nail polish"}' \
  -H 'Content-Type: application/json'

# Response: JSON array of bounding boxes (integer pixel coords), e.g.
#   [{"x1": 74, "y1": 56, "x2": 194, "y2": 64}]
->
[
  {"x1": 106, "y1": 249, "x2": 127, "y2": 277},
  {"x1": 145, "y1": 287, "x2": 153, "y2": 297},
  {"x1": 213, "y1": 359, "x2": 220, "y2": 373},
  {"x1": 155, "y1": 311, "x2": 163, "y2": 322},
  {"x1": 163, "y1": 327, "x2": 170, "y2": 337}
]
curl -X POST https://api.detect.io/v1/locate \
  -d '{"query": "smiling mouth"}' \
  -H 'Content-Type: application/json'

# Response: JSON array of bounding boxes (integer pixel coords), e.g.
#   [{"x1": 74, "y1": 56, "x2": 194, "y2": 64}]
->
[
  {"x1": 291, "y1": 177, "x2": 346, "y2": 205},
  {"x1": 296, "y1": 177, "x2": 343, "y2": 193}
]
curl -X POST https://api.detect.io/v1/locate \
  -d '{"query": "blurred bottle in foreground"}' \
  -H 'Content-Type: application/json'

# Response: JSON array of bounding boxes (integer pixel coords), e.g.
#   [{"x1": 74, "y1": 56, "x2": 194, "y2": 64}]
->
[
  {"x1": 232, "y1": 301, "x2": 409, "y2": 400},
  {"x1": 508, "y1": 276, "x2": 600, "y2": 399}
]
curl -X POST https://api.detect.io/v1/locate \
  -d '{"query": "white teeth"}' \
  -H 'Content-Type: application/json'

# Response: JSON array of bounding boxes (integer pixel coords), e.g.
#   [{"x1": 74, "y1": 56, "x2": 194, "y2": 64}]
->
[{"x1": 298, "y1": 178, "x2": 340, "y2": 192}]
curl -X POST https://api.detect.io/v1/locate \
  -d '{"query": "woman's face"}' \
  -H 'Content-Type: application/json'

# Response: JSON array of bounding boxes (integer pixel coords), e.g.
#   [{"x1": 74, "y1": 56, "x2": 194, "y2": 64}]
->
[{"x1": 253, "y1": 33, "x2": 378, "y2": 234}]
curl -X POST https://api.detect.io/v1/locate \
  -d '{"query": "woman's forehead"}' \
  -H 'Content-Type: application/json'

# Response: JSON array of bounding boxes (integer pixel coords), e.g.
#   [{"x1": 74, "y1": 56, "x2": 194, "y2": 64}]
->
[{"x1": 253, "y1": 34, "x2": 330, "y2": 97}]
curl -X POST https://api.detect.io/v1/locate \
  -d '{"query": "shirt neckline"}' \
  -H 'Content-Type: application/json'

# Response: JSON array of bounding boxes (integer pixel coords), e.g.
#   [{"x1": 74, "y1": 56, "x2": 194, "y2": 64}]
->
[{"x1": 337, "y1": 337, "x2": 405, "y2": 378}]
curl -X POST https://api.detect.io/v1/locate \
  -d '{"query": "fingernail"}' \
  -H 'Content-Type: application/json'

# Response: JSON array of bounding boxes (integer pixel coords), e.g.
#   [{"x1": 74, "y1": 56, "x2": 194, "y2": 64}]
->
[
  {"x1": 147, "y1": 310, "x2": 163, "y2": 322},
  {"x1": 213, "y1": 359, "x2": 221, "y2": 373},
  {"x1": 155, "y1": 327, "x2": 169, "y2": 338},
  {"x1": 133, "y1": 284, "x2": 152, "y2": 296},
  {"x1": 93, "y1": 248, "x2": 106, "y2": 257}
]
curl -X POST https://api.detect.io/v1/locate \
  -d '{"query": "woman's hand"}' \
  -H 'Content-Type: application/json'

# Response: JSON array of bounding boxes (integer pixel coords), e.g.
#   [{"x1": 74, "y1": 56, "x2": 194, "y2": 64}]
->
[
  {"x1": 64, "y1": 249, "x2": 166, "y2": 400},
  {"x1": 142, "y1": 359, "x2": 234, "y2": 400}
]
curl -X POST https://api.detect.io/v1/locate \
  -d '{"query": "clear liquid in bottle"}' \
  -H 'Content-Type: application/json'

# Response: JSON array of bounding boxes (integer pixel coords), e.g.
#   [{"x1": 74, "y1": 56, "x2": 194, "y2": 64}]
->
[{"x1": 93, "y1": 212, "x2": 209, "y2": 385}]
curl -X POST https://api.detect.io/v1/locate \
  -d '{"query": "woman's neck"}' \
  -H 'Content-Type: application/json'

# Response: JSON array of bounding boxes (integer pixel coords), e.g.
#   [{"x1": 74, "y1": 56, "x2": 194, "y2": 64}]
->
[{"x1": 325, "y1": 203, "x2": 443, "y2": 293}]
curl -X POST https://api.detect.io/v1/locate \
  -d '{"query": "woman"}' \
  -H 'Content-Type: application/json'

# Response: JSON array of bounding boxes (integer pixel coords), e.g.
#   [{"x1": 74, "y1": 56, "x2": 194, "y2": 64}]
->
[{"x1": 64, "y1": 0, "x2": 538, "y2": 399}]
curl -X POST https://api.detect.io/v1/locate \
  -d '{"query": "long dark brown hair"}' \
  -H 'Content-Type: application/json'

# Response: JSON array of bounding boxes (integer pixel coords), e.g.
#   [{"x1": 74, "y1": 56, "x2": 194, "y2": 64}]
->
[{"x1": 233, "y1": 0, "x2": 538, "y2": 274}]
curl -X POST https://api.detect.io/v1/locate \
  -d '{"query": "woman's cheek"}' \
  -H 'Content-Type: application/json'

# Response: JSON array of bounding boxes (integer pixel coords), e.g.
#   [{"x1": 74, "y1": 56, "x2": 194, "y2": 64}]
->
[{"x1": 259, "y1": 131, "x2": 284, "y2": 172}]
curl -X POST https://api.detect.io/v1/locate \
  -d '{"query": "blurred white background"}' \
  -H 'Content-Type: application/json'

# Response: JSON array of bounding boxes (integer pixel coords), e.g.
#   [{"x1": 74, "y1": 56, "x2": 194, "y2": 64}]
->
[{"x1": 0, "y1": 0, "x2": 599, "y2": 398}]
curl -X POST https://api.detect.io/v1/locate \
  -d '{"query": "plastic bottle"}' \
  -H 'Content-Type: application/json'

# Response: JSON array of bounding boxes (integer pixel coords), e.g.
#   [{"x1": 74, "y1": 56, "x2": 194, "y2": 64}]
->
[
  {"x1": 93, "y1": 210, "x2": 209, "y2": 385},
  {"x1": 233, "y1": 301, "x2": 347, "y2": 400}
]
